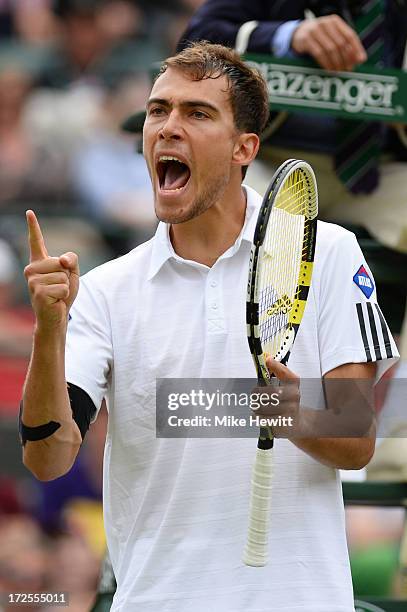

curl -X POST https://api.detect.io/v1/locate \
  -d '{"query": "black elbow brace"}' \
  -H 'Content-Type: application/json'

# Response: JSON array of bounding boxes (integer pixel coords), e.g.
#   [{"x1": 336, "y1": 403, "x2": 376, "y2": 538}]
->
[
  {"x1": 18, "y1": 402, "x2": 61, "y2": 447},
  {"x1": 19, "y1": 384, "x2": 96, "y2": 446}
]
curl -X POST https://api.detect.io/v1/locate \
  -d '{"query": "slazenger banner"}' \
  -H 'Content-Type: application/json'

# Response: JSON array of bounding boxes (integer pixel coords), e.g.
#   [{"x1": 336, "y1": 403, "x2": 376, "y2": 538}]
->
[{"x1": 244, "y1": 54, "x2": 407, "y2": 124}]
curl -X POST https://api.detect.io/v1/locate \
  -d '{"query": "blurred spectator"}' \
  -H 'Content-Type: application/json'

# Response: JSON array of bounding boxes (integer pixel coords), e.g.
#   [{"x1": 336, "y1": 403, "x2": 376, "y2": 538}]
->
[
  {"x1": 0, "y1": 0, "x2": 57, "y2": 43},
  {"x1": 0, "y1": 63, "x2": 73, "y2": 209},
  {"x1": 0, "y1": 52, "x2": 115, "y2": 271},
  {"x1": 24, "y1": 80, "x2": 104, "y2": 164},
  {"x1": 38, "y1": 0, "x2": 163, "y2": 90},
  {"x1": 346, "y1": 505, "x2": 405, "y2": 597},
  {"x1": 0, "y1": 238, "x2": 33, "y2": 417},
  {"x1": 72, "y1": 75, "x2": 157, "y2": 251},
  {"x1": 0, "y1": 238, "x2": 32, "y2": 358},
  {"x1": 32, "y1": 407, "x2": 107, "y2": 608},
  {"x1": 0, "y1": 0, "x2": 14, "y2": 37},
  {"x1": 44, "y1": 533, "x2": 100, "y2": 612},
  {"x1": 0, "y1": 516, "x2": 100, "y2": 612},
  {"x1": 97, "y1": 0, "x2": 144, "y2": 44},
  {"x1": 0, "y1": 515, "x2": 48, "y2": 601},
  {"x1": 13, "y1": 0, "x2": 59, "y2": 46},
  {"x1": 144, "y1": 0, "x2": 206, "y2": 55},
  {"x1": 0, "y1": 476, "x2": 22, "y2": 515},
  {"x1": 46, "y1": 0, "x2": 115, "y2": 87},
  {"x1": 15, "y1": 1, "x2": 164, "y2": 209}
]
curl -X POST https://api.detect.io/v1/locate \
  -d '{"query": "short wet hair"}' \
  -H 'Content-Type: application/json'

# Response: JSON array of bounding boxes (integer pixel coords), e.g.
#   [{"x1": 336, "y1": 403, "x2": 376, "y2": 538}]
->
[{"x1": 160, "y1": 41, "x2": 270, "y2": 138}]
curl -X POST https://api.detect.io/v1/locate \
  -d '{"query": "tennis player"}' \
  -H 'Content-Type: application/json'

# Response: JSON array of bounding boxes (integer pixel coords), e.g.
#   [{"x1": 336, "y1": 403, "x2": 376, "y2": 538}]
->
[{"x1": 22, "y1": 42, "x2": 398, "y2": 611}]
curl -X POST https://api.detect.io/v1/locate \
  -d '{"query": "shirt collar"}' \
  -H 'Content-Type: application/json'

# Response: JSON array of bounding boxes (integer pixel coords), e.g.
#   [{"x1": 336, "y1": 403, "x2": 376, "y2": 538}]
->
[
  {"x1": 147, "y1": 185, "x2": 261, "y2": 281},
  {"x1": 241, "y1": 184, "x2": 261, "y2": 243}
]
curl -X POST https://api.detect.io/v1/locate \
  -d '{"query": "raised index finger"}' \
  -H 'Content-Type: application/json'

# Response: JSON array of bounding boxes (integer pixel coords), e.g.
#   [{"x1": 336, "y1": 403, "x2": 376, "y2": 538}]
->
[{"x1": 26, "y1": 210, "x2": 48, "y2": 262}]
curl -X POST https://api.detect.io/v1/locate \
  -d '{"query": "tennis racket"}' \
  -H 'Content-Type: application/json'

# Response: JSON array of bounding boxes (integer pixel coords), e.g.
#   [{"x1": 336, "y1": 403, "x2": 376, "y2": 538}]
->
[{"x1": 243, "y1": 158, "x2": 318, "y2": 567}]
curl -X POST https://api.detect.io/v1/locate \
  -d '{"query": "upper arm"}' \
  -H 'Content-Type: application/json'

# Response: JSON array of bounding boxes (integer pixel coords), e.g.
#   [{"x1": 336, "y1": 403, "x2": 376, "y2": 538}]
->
[
  {"x1": 316, "y1": 226, "x2": 399, "y2": 379},
  {"x1": 325, "y1": 361, "x2": 377, "y2": 380},
  {"x1": 65, "y1": 274, "x2": 113, "y2": 419}
]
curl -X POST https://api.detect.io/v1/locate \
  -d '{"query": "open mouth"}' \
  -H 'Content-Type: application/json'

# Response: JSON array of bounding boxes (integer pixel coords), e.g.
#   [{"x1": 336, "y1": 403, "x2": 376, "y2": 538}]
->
[{"x1": 156, "y1": 156, "x2": 191, "y2": 192}]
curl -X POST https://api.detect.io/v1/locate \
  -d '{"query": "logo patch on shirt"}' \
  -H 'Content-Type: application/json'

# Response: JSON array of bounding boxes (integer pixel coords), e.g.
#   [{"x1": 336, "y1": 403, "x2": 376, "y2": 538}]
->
[{"x1": 353, "y1": 265, "x2": 374, "y2": 298}]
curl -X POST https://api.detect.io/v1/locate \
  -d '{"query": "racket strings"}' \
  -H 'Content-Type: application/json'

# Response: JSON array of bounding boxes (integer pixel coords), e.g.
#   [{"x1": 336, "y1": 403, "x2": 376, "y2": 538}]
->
[
  {"x1": 273, "y1": 170, "x2": 317, "y2": 219},
  {"x1": 275, "y1": 186, "x2": 307, "y2": 214},
  {"x1": 258, "y1": 170, "x2": 311, "y2": 358},
  {"x1": 259, "y1": 222, "x2": 302, "y2": 350}
]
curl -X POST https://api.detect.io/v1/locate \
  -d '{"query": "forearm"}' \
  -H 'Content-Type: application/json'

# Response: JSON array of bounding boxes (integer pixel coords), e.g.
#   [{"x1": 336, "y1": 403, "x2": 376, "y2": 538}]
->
[
  {"x1": 22, "y1": 325, "x2": 82, "y2": 481},
  {"x1": 290, "y1": 404, "x2": 376, "y2": 469},
  {"x1": 292, "y1": 435, "x2": 375, "y2": 470},
  {"x1": 263, "y1": 352, "x2": 378, "y2": 471}
]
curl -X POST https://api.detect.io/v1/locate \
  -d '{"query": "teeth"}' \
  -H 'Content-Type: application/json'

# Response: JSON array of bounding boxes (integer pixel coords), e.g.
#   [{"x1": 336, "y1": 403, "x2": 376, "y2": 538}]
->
[
  {"x1": 159, "y1": 155, "x2": 183, "y2": 163},
  {"x1": 162, "y1": 186, "x2": 184, "y2": 192}
]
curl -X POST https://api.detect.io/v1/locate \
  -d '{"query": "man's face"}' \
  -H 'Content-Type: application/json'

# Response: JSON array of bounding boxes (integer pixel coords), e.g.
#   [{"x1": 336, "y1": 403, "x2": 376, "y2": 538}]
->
[{"x1": 143, "y1": 66, "x2": 241, "y2": 224}]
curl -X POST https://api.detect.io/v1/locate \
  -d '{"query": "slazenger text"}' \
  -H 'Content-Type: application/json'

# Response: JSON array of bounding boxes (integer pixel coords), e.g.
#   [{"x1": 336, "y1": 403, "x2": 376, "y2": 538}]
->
[{"x1": 248, "y1": 62, "x2": 399, "y2": 114}]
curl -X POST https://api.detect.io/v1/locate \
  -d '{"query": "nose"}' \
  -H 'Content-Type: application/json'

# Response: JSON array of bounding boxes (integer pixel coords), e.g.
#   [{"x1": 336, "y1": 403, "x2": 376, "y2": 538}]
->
[{"x1": 158, "y1": 110, "x2": 183, "y2": 141}]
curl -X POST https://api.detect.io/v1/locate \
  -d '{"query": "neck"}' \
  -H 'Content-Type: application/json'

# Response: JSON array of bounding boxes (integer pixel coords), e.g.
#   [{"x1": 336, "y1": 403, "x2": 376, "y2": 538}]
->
[{"x1": 169, "y1": 184, "x2": 247, "y2": 267}]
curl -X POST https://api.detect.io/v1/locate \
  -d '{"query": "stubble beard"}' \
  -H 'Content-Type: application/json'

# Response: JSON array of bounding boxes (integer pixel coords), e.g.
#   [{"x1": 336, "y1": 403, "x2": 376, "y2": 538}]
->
[{"x1": 154, "y1": 170, "x2": 230, "y2": 225}]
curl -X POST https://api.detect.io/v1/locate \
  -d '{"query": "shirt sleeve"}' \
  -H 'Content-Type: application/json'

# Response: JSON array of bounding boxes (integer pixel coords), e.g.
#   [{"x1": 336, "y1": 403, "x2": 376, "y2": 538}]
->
[
  {"x1": 65, "y1": 272, "x2": 113, "y2": 420},
  {"x1": 317, "y1": 227, "x2": 399, "y2": 379},
  {"x1": 271, "y1": 20, "x2": 301, "y2": 56}
]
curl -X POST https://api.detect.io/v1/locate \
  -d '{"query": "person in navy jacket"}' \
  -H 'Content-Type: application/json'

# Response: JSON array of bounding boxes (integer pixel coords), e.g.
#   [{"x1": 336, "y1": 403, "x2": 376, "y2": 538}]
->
[
  {"x1": 179, "y1": 1, "x2": 406, "y2": 72},
  {"x1": 178, "y1": 0, "x2": 407, "y2": 254}
]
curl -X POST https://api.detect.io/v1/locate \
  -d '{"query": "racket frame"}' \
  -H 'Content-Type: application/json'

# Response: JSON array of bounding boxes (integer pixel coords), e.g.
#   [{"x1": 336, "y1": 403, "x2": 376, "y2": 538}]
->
[{"x1": 243, "y1": 159, "x2": 318, "y2": 567}]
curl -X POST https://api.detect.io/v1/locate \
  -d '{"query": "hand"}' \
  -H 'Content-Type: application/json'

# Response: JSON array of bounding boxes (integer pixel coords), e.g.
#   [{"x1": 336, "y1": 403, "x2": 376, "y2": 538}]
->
[
  {"x1": 291, "y1": 15, "x2": 367, "y2": 71},
  {"x1": 251, "y1": 358, "x2": 300, "y2": 438},
  {"x1": 24, "y1": 210, "x2": 80, "y2": 331}
]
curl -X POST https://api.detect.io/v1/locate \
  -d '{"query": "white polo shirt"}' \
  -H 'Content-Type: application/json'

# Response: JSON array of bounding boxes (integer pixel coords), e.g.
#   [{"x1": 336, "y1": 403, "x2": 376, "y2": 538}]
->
[{"x1": 65, "y1": 186, "x2": 398, "y2": 612}]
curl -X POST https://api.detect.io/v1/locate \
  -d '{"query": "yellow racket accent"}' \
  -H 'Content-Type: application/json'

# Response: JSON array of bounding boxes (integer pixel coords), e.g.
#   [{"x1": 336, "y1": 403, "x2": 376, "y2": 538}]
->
[
  {"x1": 288, "y1": 299, "x2": 307, "y2": 324},
  {"x1": 299, "y1": 261, "x2": 313, "y2": 286}
]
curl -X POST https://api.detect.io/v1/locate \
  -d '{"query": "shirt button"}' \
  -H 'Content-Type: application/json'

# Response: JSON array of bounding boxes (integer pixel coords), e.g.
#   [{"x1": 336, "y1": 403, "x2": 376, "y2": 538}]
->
[
  {"x1": 210, "y1": 280, "x2": 217, "y2": 288},
  {"x1": 211, "y1": 302, "x2": 218, "y2": 310}
]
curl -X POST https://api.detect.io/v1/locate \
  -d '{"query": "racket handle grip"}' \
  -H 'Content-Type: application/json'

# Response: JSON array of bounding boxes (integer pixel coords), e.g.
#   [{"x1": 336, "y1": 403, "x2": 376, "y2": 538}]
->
[{"x1": 242, "y1": 447, "x2": 273, "y2": 567}]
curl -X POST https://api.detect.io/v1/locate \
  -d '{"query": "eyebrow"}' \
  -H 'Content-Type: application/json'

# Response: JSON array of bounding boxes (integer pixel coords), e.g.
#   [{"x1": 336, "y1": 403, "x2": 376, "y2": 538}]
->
[{"x1": 146, "y1": 98, "x2": 220, "y2": 114}]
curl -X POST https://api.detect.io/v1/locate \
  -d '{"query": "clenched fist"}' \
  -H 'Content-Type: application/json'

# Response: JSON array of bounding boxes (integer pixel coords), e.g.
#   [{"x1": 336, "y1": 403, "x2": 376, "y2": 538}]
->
[{"x1": 24, "y1": 210, "x2": 79, "y2": 331}]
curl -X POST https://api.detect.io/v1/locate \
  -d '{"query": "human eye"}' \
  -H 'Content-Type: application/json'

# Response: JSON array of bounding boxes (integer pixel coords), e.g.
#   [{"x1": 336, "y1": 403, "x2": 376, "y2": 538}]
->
[
  {"x1": 148, "y1": 106, "x2": 166, "y2": 117},
  {"x1": 191, "y1": 110, "x2": 208, "y2": 119}
]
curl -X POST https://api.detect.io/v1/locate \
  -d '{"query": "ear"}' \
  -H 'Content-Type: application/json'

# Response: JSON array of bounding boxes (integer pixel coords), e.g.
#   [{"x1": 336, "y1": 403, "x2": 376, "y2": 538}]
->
[{"x1": 232, "y1": 132, "x2": 260, "y2": 169}]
